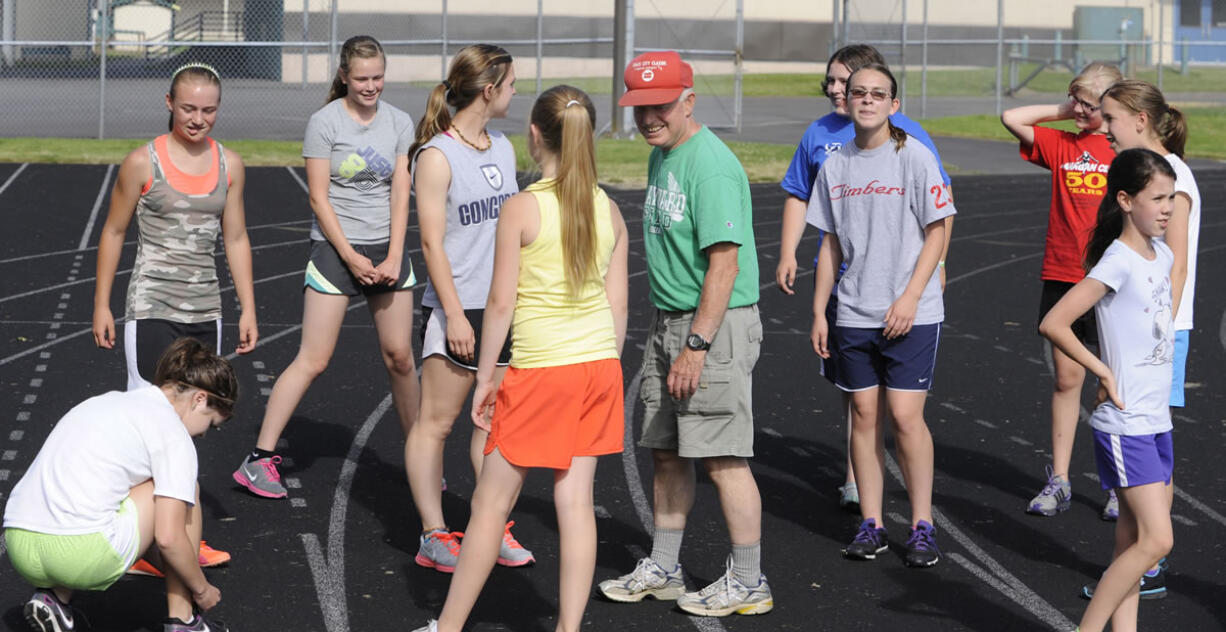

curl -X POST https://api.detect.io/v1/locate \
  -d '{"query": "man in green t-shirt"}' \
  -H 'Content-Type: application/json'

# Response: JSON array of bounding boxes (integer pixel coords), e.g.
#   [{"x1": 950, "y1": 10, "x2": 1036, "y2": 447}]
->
[{"x1": 597, "y1": 51, "x2": 771, "y2": 618}]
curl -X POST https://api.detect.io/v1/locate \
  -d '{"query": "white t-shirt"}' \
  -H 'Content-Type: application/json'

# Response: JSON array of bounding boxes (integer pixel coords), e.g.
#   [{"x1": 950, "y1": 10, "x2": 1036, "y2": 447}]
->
[
  {"x1": 3, "y1": 386, "x2": 198, "y2": 535},
  {"x1": 1087, "y1": 239, "x2": 1175, "y2": 436},
  {"x1": 1157, "y1": 154, "x2": 1200, "y2": 331},
  {"x1": 806, "y1": 136, "x2": 957, "y2": 327}
]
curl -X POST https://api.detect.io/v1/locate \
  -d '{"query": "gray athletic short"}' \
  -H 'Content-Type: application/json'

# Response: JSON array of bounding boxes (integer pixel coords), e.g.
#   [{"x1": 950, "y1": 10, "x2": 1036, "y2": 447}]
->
[{"x1": 638, "y1": 304, "x2": 762, "y2": 458}]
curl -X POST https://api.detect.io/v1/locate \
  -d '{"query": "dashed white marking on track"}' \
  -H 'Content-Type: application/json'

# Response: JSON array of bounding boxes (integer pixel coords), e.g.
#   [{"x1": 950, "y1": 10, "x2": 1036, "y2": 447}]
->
[
  {"x1": 761, "y1": 427, "x2": 782, "y2": 438},
  {"x1": 252, "y1": 360, "x2": 266, "y2": 370},
  {"x1": 9, "y1": 430, "x2": 23, "y2": 441},
  {"x1": 29, "y1": 378, "x2": 42, "y2": 388},
  {"x1": 44, "y1": 332, "x2": 56, "y2": 340},
  {"x1": 2, "y1": 451, "x2": 16, "y2": 461},
  {"x1": 1174, "y1": 414, "x2": 1197, "y2": 425},
  {"x1": 260, "y1": 387, "x2": 273, "y2": 397},
  {"x1": 594, "y1": 505, "x2": 611, "y2": 519},
  {"x1": 0, "y1": 471, "x2": 9, "y2": 481},
  {"x1": 16, "y1": 412, "x2": 29, "y2": 422},
  {"x1": 291, "y1": 498, "x2": 308, "y2": 508},
  {"x1": 940, "y1": 402, "x2": 965, "y2": 414},
  {"x1": 1026, "y1": 357, "x2": 1045, "y2": 365},
  {"x1": 1009, "y1": 436, "x2": 1032, "y2": 446},
  {"x1": 993, "y1": 345, "x2": 1011, "y2": 353},
  {"x1": 34, "y1": 365, "x2": 46, "y2": 373},
  {"x1": 285, "y1": 478, "x2": 302, "y2": 489},
  {"x1": 22, "y1": 394, "x2": 36, "y2": 404},
  {"x1": 974, "y1": 419, "x2": 998, "y2": 429}
]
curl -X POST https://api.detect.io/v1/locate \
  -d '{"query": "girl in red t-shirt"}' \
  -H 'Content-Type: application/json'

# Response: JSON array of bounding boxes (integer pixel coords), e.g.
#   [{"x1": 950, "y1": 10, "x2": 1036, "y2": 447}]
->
[{"x1": 1001, "y1": 62, "x2": 1121, "y2": 521}]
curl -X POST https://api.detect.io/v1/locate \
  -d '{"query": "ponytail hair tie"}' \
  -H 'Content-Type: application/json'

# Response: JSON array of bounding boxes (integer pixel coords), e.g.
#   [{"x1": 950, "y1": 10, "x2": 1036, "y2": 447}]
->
[
  {"x1": 442, "y1": 80, "x2": 452, "y2": 92},
  {"x1": 565, "y1": 99, "x2": 581, "y2": 108}
]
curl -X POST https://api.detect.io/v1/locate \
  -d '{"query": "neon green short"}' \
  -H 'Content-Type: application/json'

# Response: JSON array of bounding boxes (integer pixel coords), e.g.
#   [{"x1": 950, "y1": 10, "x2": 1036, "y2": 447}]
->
[{"x1": 4, "y1": 497, "x2": 140, "y2": 591}]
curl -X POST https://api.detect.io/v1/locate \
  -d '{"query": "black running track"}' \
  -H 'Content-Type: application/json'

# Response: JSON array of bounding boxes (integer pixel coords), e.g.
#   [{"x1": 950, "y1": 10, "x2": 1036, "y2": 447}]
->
[{"x1": 1, "y1": 162, "x2": 1224, "y2": 632}]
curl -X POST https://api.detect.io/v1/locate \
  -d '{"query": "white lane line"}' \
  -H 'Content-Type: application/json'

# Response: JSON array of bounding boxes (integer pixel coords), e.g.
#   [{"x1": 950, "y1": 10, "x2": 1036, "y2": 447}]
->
[
  {"x1": 0, "y1": 163, "x2": 29, "y2": 197},
  {"x1": 1172, "y1": 484, "x2": 1226, "y2": 528},
  {"x1": 78, "y1": 164, "x2": 116, "y2": 250},
  {"x1": 884, "y1": 455, "x2": 1073, "y2": 630},
  {"x1": 302, "y1": 394, "x2": 394, "y2": 632},
  {"x1": 286, "y1": 165, "x2": 309, "y2": 192},
  {"x1": 0, "y1": 219, "x2": 313, "y2": 265}
]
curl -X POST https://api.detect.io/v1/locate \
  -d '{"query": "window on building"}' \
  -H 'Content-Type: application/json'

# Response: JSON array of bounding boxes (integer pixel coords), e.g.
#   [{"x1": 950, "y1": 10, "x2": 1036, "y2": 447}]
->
[{"x1": 1181, "y1": 0, "x2": 1201, "y2": 27}]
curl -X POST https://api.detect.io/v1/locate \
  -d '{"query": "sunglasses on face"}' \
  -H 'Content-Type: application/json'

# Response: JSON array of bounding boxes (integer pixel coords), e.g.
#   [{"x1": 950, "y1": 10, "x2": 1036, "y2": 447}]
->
[
  {"x1": 847, "y1": 87, "x2": 892, "y2": 102},
  {"x1": 1068, "y1": 93, "x2": 1101, "y2": 113}
]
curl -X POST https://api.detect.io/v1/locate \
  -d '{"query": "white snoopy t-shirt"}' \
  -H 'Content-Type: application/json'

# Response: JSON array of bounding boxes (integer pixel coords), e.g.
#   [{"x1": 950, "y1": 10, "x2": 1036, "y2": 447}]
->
[{"x1": 1087, "y1": 239, "x2": 1175, "y2": 436}]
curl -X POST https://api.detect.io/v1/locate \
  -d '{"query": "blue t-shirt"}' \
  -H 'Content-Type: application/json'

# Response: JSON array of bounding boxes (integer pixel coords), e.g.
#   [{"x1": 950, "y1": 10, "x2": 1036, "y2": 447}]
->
[
  {"x1": 782, "y1": 111, "x2": 950, "y2": 201},
  {"x1": 783, "y1": 111, "x2": 951, "y2": 269}
]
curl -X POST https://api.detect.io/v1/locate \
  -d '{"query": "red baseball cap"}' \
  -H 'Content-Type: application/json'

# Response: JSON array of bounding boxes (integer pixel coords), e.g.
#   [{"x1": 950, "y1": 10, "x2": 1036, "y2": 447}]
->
[{"x1": 619, "y1": 51, "x2": 694, "y2": 107}]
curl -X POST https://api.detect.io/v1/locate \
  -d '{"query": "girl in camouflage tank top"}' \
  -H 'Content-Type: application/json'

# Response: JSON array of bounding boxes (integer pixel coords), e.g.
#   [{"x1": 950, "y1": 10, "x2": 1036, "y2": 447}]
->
[{"x1": 93, "y1": 64, "x2": 258, "y2": 378}]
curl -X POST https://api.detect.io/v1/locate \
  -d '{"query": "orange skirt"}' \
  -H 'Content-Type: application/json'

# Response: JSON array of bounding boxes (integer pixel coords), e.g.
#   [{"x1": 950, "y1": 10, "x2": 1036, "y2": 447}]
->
[{"x1": 485, "y1": 358, "x2": 625, "y2": 469}]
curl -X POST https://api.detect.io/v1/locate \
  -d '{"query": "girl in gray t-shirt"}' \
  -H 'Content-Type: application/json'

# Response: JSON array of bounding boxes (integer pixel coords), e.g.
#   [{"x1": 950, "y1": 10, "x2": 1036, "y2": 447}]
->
[
  {"x1": 807, "y1": 64, "x2": 955, "y2": 569},
  {"x1": 232, "y1": 36, "x2": 420, "y2": 501}
]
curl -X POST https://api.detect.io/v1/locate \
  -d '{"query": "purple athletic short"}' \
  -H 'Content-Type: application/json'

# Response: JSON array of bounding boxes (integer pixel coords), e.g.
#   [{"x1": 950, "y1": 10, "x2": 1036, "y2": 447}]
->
[{"x1": 1092, "y1": 429, "x2": 1174, "y2": 490}]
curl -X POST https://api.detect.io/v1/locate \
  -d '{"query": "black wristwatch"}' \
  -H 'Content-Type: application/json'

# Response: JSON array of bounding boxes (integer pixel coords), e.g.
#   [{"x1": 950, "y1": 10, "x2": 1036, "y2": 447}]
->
[{"x1": 685, "y1": 332, "x2": 711, "y2": 351}]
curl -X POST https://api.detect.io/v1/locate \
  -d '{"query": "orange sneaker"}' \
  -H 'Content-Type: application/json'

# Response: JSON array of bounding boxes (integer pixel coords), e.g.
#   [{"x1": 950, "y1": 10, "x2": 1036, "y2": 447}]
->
[
  {"x1": 198, "y1": 541, "x2": 231, "y2": 567},
  {"x1": 126, "y1": 541, "x2": 229, "y2": 577},
  {"x1": 126, "y1": 558, "x2": 164, "y2": 577}
]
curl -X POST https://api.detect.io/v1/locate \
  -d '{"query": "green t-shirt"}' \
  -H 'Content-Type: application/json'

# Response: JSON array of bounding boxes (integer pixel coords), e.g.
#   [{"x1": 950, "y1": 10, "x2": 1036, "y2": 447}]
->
[{"x1": 642, "y1": 126, "x2": 759, "y2": 312}]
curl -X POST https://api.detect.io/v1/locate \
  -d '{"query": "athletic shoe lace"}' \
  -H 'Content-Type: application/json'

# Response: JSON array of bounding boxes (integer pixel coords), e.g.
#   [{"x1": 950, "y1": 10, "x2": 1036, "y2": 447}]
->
[
  {"x1": 852, "y1": 523, "x2": 882, "y2": 545},
  {"x1": 431, "y1": 530, "x2": 463, "y2": 555},
  {"x1": 1039, "y1": 464, "x2": 1065, "y2": 497},
  {"x1": 906, "y1": 525, "x2": 936, "y2": 553},
  {"x1": 260, "y1": 456, "x2": 283, "y2": 483},
  {"x1": 501, "y1": 521, "x2": 524, "y2": 549}
]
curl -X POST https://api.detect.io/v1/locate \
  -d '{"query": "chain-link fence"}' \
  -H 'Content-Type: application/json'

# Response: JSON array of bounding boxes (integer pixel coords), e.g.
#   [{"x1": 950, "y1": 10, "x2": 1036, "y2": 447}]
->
[{"x1": 2, "y1": 1, "x2": 1225, "y2": 141}]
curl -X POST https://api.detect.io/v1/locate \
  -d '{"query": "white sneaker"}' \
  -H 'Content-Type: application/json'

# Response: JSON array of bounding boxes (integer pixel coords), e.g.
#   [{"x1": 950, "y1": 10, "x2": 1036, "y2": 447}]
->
[{"x1": 598, "y1": 557, "x2": 685, "y2": 602}]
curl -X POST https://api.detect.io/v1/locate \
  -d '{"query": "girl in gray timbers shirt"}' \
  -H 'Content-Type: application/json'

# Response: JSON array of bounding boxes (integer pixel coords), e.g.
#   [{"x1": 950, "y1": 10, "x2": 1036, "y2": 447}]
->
[{"x1": 807, "y1": 63, "x2": 955, "y2": 569}]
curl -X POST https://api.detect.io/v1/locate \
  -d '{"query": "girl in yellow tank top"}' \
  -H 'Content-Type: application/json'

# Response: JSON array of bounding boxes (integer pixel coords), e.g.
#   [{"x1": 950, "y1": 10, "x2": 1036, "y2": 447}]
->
[{"x1": 411, "y1": 86, "x2": 628, "y2": 632}]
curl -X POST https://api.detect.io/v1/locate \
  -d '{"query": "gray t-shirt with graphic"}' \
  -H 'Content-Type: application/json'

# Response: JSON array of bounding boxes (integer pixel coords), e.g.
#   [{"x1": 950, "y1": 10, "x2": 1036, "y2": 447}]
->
[
  {"x1": 413, "y1": 131, "x2": 518, "y2": 309},
  {"x1": 303, "y1": 98, "x2": 414, "y2": 244},
  {"x1": 806, "y1": 136, "x2": 956, "y2": 328}
]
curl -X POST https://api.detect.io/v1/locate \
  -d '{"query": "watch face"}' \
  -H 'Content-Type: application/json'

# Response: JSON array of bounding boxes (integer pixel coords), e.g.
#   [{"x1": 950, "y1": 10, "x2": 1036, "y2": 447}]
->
[{"x1": 686, "y1": 333, "x2": 709, "y2": 350}]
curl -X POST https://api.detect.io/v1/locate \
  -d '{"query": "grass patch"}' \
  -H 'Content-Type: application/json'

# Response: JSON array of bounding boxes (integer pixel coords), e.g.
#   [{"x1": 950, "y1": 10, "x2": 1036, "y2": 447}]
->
[
  {"x1": 0, "y1": 137, "x2": 304, "y2": 166},
  {"x1": 919, "y1": 106, "x2": 1226, "y2": 160},
  {"x1": 0, "y1": 135, "x2": 791, "y2": 186}
]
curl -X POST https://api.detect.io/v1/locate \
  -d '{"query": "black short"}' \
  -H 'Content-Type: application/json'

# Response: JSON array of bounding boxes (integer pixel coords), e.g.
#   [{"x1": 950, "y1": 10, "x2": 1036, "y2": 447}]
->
[
  {"x1": 304, "y1": 240, "x2": 416, "y2": 297},
  {"x1": 419, "y1": 306, "x2": 512, "y2": 371},
  {"x1": 1038, "y1": 280, "x2": 1098, "y2": 346},
  {"x1": 125, "y1": 318, "x2": 221, "y2": 389}
]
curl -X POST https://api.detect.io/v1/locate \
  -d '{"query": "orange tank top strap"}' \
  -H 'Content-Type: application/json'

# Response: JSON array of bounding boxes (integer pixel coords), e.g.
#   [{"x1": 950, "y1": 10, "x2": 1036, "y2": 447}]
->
[{"x1": 142, "y1": 134, "x2": 227, "y2": 196}]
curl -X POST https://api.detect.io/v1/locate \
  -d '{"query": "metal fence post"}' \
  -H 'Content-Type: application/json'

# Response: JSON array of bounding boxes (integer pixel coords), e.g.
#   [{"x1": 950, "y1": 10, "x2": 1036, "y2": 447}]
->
[
  {"x1": 1157, "y1": 1, "x2": 1165, "y2": 91},
  {"x1": 900, "y1": 0, "x2": 907, "y2": 115},
  {"x1": 622, "y1": 0, "x2": 635, "y2": 136},
  {"x1": 994, "y1": 0, "x2": 1003, "y2": 116},
  {"x1": 734, "y1": 0, "x2": 743, "y2": 133},
  {"x1": 329, "y1": 0, "x2": 338, "y2": 68},
  {"x1": 441, "y1": 0, "x2": 448, "y2": 81},
  {"x1": 921, "y1": 0, "x2": 928, "y2": 120},
  {"x1": 536, "y1": 0, "x2": 543, "y2": 95},
  {"x1": 99, "y1": 0, "x2": 109, "y2": 140},
  {"x1": 302, "y1": 0, "x2": 309, "y2": 88}
]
